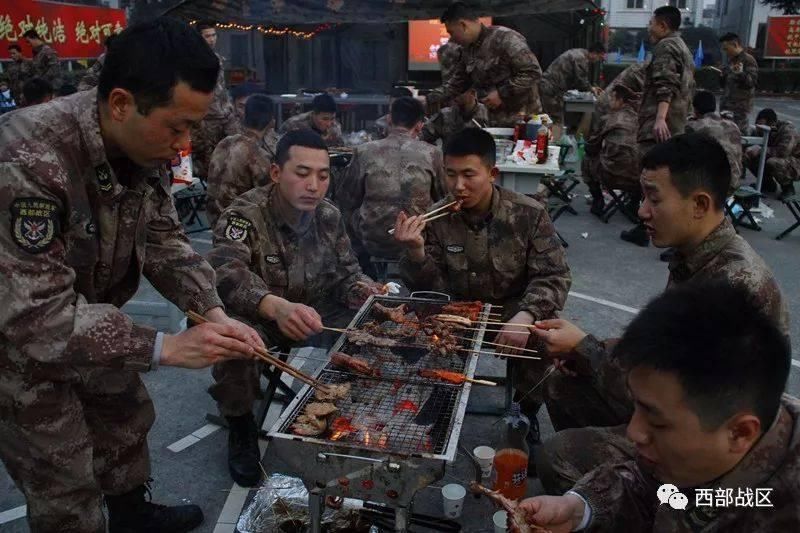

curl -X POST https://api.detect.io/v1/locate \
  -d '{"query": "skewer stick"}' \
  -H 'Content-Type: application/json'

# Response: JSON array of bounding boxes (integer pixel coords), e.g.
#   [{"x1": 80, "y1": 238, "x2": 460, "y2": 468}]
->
[
  {"x1": 387, "y1": 200, "x2": 459, "y2": 234},
  {"x1": 186, "y1": 311, "x2": 328, "y2": 392},
  {"x1": 450, "y1": 334, "x2": 539, "y2": 354},
  {"x1": 322, "y1": 326, "x2": 349, "y2": 333},
  {"x1": 459, "y1": 348, "x2": 542, "y2": 361},
  {"x1": 465, "y1": 377, "x2": 497, "y2": 386}
]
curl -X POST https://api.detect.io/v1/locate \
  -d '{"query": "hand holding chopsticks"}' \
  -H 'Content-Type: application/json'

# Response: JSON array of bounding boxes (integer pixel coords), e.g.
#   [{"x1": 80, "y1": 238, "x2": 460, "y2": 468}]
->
[{"x1": 388, "y1": 200, "x2": 462, "y2": 235}]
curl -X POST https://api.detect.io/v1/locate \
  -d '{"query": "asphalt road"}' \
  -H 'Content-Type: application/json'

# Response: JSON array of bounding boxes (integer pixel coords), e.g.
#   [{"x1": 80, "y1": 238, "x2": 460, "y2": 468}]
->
[{"x1": 1, "y1": 96, "x2": 799, "y2": 533}]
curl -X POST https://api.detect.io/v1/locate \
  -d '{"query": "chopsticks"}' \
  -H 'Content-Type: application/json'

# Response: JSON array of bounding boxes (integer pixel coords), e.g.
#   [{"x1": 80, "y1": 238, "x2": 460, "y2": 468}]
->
[
  {"x1": 387, "y1": 200, "x2": 460, "y2": 235},
  {"x1": 186, "y1": 311, "x2": 329, "y2": 393}
]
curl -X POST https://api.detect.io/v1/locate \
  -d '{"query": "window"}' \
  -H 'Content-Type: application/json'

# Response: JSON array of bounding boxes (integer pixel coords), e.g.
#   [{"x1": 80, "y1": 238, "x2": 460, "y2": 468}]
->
[
  {"x1": 626, "y1": 0, "x2": 644, "y2": 8},
  {"x1": 669, "y1": 0, "x2": 687, "y2": 8}
]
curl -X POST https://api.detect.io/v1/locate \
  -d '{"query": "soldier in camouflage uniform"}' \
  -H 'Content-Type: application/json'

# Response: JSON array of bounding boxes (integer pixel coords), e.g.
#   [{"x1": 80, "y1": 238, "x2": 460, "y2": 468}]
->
[
  {"x1": 337, "y1": 97, "x2": 445, "y2": 275},
  {"x1": 421, "y1": 88, "x2": 489, "y2": 145},
  {"x1": 583, "y1": 63, "x2": 646, "y2": 215},
  {"x1": 437, "y1": 41, "x2": 462, "y2": 84},
  {"x1": 190, "y1": 23, "x2": 240, "y2": 180},
  {"x1": 532, "y1": 134, "x2": 788, "y2": 495},
  {"x1": 424, "y1": 2, "x2": 543, "y2": 127},
  {"x1": 539, "y1": 43, "x2": 606, "y2": 125},
  {"x1": 518, "y1": 283, "x2": 800, "y2": 533},
  {"x1": 621, "y1": 6, "x2": 694, "y2": 246},
  {"x1": 0, "y1": 19, "x2": 264, "y2": 533},
  {"x1": 719, "y1": 32, "x2": 758, "y2": 133},
  {"x1": 371, "y1": 86, "x2": 413, "y2": 140},
  {"x1": 78, "y1": 35, "x2": 117, "y2": 92},
  {"x1": 207, "y1": 95, "x2": 277, "y2": 228},
  {"x1": 207, "y1": 129, "x2": 382, "y2": 487},
  {"x1": 279, "y1": 93, "x2": 345, "y2": 147},
  {"x1": 22, "y1": 29, "x2": 62, "y2": 92},
  {"x1": 6, "y1": 44, "x2": 32, "y2": 104},
  {"x1": 395, "y1": 129, "x2": 571, "y2": 447},
  {"x1": 745, "y1": 108, "x2": 800, "y2": 199},
  {"x1": 685, "y1": 90, "x2": 742, "y2": 191}
]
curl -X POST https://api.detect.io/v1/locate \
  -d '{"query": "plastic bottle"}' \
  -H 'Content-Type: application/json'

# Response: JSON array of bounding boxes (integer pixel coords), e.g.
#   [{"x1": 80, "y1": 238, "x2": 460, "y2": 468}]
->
[
  {"x1": 536, "y1": 124, "x2": 550, "y2": 164},
  {"x1": 493, "y1": 402, "x2": 530, "y2": 500},
  {"x1": 526, "y1": 115, "x2": 542, "y2": 141},
  {"x1": 577, "y1": 133, "x2": 586, "y2": 161},
  {"x1": 513, "y1": 113, "x2": 528, "y2": 142}
]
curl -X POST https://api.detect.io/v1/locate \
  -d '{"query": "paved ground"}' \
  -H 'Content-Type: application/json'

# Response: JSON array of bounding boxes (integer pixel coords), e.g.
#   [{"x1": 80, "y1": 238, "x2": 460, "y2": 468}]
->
[{"x1": 2, "y1": 97, "x2": 800, "y2": 532}]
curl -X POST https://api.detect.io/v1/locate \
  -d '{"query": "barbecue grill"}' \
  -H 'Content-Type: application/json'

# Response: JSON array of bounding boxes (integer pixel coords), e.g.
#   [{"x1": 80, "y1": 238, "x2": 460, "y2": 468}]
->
[{"x1": 265, "y1": 294, "x2": 492, "y2": 532}]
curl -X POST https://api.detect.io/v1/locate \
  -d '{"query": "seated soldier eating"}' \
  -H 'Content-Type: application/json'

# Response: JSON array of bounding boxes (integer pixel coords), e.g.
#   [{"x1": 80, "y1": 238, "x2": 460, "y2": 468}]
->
[
  {"x1": 393, "y1": 127, "x2": 571, "y2": 450},
  {"x1": 206, "y1": 129, "x2": 382, "y2": 487},
  {"x1": 517, "y1": 283, "x2": 800, "y2": 532}
]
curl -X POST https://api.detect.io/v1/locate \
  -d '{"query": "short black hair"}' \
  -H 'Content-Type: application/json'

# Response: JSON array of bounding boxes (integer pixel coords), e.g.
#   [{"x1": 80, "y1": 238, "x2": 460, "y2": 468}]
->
[
  {"x1": 719, "y1": 32, "x2": 740, "y2": 44},
  {"x1": 588, "y1": 42, "x2": 606, "y2": 54},
  {"x1": 444, "y1": 128, "x2": 496, "y2": 168},
  {"x1": 653, "y1": 6, "x2": 681, "y2": 31},
  {"x1": 614, "y1": 282, "x2": 790, "y2": 431},
  {"x1": 104, "y1": 33, "x2": 117, "y2": 50},
  {"x1": 390, "y1": 96, "x2": 425, "y2": 129},
  {"x1": 390, "y1": 86, "x2": 413, "y2": 99},
  {"x1": 641, "y1": 132, "x2": 730, "y2": 210},
  {"x1": 756, "y1": 108, "x2": 778, "y2": 124},
  {"x1": 57, "y1": 83, "x2": 77, "y2": 97},
  {"x1": 8, "y1": 44, "x2": 21, "y2": 53},
  {"x1": 243, "y1": 94, "x2": 275, "y2": 130},
  {"x1": 22, "y1": 77, "x2": 53, "y2": 105},
  {"x1": 692, "y1": 90, "x2": 716, "y2": 115},
  {"x1": 231, "y1": 82, "x2": 261, "y2": 101},
  {"x1": 98, "y1": 17, "x2": 219, "y2": 115},
  {"x1": 441, "y1": 1, "x2": 478, "y2": 23},
  {"x1": 22, "y1": 29, "x2": 40, "y2": 40},
  {"x1": 195, "y1": 21, "x2": 216, "y2": 33},
  {"x1": 312, "y1": 93, "x2": 337, "y2": 114},
  {"x1": 274, "y1": 129, "x2": 329, "y2": 168}
]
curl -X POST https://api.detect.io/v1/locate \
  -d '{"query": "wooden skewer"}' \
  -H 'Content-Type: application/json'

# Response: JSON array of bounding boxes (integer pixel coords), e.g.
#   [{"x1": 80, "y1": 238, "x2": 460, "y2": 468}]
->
[
  {"x1": 460, "y1": 348, "x2": 542, "y2": 361},
  {"x1": 466, "y1": 377, "x2": 497, "y2": 386},
  {"x1": 186, "y1": 311, "x2": 329, "y2": 392},
  {"x1": 387, "y1": 200, "x2": 460, "y2": 234},
  {"x1": 450, "y1": 334, "x2": 539, "y2": 354},
  {"x1": 322, "y1": 326, "x2": 349, "y2": 333}
]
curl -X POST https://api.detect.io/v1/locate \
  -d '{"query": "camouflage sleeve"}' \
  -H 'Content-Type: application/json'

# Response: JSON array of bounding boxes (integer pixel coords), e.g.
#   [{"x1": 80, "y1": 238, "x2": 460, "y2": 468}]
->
[
  {"x1": 574, "y1": 56, "x2": 592, "y2": 92},
  {"x1": 650, "y1": 42, "x2": 684, "y2": 104},
  {"x1": 39, "y1": 48, "x2": 61, "y2": 85},
  {"x1": 518, "y1": 209, "x2": 571, "y2": 320},
  {"x1": 142, "y1": 178, "x2": 224, "y2": 315},
  {"x1": 732, "y1": 56, "x2": 758, "y2": 90},
  {"x1": 206, "y1": 142, "x2": 248, "y2": 229},
  {"x1": 0, "y1": 161, "x2": 155, "y2": 370},
  {"x1": 421, "y1": 114, "x2": 442, "y2": 144},
  {"x1": 496, "y1": 33, "x2": 542, "y2": 103},
  {"x1": 335, "y1": 148, "x2": 366, "y2": 238},
  {"x1": 333, "y1": 215, "x2": 373, "y2": 306},
  {"x1": 398, "y1": 224, "x2": 448, "y2": 292},
  {"x1": 571, "y1": 461, "x2": 659, "y2": 530},
  {"x1": 207, "y1": 210, "x2": 270, "y2": 322},
  {"x1": 426, "y1": 59, "x2": 471, "y2": 106},
  {"x1": 77, "y1": 61, "x2": 102, "y2": 92},
  {"x1": 430, "y1": 147, "x2": 447, "y2": 201},
  {"x1": 768, "y1": 123, "x2": 797, "y2": 158},
  {"x1": 328, "y1": 123, "x2": 345, "y2": 147}
]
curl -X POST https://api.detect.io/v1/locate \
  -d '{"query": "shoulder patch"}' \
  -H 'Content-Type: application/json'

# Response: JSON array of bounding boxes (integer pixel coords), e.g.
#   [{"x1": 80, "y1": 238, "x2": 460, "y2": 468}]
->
[
  {"x1": 446, "y1": 244, "x2": 465, "y2": 254},
  {"x1": 224, "y1": 215, "x2": 254, "y2": 242},
  {"x1": 95, "y1": 163, "x2": 114, "y2": 193},
  {"x1": 11, "y1": 198, "x2": 59, "y2": 254},
  {"x1": 265, "y1": 255, "x2": 281, "y2": 264}
]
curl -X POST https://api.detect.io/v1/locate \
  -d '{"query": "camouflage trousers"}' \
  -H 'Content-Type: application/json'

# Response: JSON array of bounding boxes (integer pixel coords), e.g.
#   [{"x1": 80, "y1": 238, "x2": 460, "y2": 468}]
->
[
  {"x1": 209, "y1": 306, "x2": 354, "y2": 417},
  {"x1": 535, "y1": 423, "x2": 634, "y2": 495},
  {"x1": 582, "y1": 154, "x2": 602, "y2": 190},
  {"x1": 539, "y1": 89, "x2": 564, "y2": 126},
  {"x1": 744, "y1": 152, "x2": 800, "y2": 187},
  {"x1": 543, "y1": 370, "x2": 633, "y2": 432},
  {"x1": 191, "y1": 115, "x2": 240, "y2": 179},
  {"x1": 0, "y1": 368, "x2": 154, "y2": 533}
]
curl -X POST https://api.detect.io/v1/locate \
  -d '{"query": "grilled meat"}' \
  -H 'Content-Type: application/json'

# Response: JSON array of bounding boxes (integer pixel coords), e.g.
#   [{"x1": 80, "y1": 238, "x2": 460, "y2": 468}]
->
[
  {"x1": 344, "y1": 329, "x2": 401, "y2": 348},
  {"x1": 290, "y1": 414, "x2": 328, "y2": 436},
  {"x1": 371, "y1": 302, "x2": 409, "y2": 323},
  {"x1": 417, "y1": 368, "x2": 466, "y2": 385},
  {"x1": 303, "y1": 402, "x2": 339, "y2": 418},
  {"x1": 314, "y1": 382, "x2": 352, "y2": 402},
  {"x1": 330, "y1": 352, "x2": 381, "y2": 377},
  {"x1": 469, "y1": 482, "x2": 551, "y2": 533},
  {"x1": 360, "y1": 321, "x2": 419, "y2": 339},
  {"x1": 441, "y1": 301, "x2": 483, "y2": 321}
]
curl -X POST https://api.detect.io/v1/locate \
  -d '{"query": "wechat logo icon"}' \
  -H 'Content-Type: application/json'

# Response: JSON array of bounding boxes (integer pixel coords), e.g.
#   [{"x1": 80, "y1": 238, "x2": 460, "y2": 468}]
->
[{"x1": 657, "y1": 484, "x2": 689, "y2": 510}]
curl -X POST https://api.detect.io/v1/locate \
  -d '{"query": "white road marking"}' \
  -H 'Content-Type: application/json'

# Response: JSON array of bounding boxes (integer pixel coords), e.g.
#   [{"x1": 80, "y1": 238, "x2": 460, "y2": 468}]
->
[
  {"x1": 0, "y1": 505, "x2": 26, "y2": 525},
  {"x1": 167, "y1": 423, "x2": 222, "y2": 453}
]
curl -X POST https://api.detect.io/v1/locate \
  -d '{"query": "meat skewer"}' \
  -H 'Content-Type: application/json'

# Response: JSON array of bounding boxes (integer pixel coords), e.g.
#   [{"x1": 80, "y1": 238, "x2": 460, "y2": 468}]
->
[
  {"x1": 469, "y1": 482, "x2": 551, "y2": 533},
  {"x1": 459, "y1": 348, "x2": 542, "y2": 361},
  {"x1": 449, "y1": 334, "x2": 540, "y2": 355},
  {"x1": 417, "y1": 368, "x2": 496, "y2": 386},
  {"x1": 371, "y1": 302, "x2": 410, "y2": 323},
  {"x1": 330, "y1": 352, "x2": 381, "y2": 377}
]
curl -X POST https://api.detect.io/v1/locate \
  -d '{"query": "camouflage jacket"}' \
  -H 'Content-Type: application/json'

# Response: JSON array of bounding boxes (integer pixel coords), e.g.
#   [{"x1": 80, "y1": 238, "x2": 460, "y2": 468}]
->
[
  {"x1": 0, "y1": 89, "x2": 223, "y2": 379},
  {"x1": 587, "y1": 104, "x2": 640, "y2": 190},
  {"x1": 426, "y1": 25, "x2": 543, "y2": 126},
  {"x1": 572, "y1": 395, "x2": 800, "y2": 532},
  {"x1": 6, "y1": 58, "x2": 32, "y2": 102},
  {"x1": 578, "y1": 218, "x2": 789, "y2": 418},
  {"x1": 77, "y1": 53, "x2": 105, "y2": 92},
  {"x1": 337, "y1": 129, "x2": 445, "y2": 259},
  {"x1": 207, "y1": 183, "x2": 371, "y2": 321},
  {"x1": 371, "y1": 113, "x2": 390, "y2": 140},
  {"x1": 205, "y1": 52, "x2": 235, "y2": 120},
  {"x1": 399, "y1": 186, "x2": 571, "y2": 319},
  {"x1": 31, "y1": 44, "x2": 62, "y2": 89},
  {"x1": 686, "y1": 113, "x2": 743, "y2": 190},
  {"x1": 421, "y1": 102, "x2": 489, "y2": 144},
  {"x1": 437, "y1": 42, "x2": 462, "y2": 83},
  {"x1": 638, "y1": 32, "x2": 694, "y2": 143},
  {"x1": 765, "y1": 120, "x2": 800, "y2": 159},
  {"x1": 279, "y1": 110, "x2": 345, "y2": 147},
  {"x1": 206, "y1": 129, "x2": 275, "y2": 229},
  {"x1": 541, "y1": 48, "x2": 592, "y2": 97},
  {"x1": 720, "y1": 50, "x2": 758, "y2": 112}
]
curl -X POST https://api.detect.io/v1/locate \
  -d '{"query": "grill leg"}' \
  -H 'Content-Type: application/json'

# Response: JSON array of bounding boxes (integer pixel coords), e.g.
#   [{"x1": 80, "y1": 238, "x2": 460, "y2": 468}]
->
[
  {"x1": 395, "y1": 506, "x2": 410, "y2": 533},
  {"x1": 309, "y1": 488, "x2": 324, "y2": 533}
]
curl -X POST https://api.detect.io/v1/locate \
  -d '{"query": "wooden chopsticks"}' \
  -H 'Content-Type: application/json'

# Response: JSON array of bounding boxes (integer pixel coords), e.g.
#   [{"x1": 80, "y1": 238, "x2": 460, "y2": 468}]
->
[
  {"x1": 387, "y1": 200, "x2": 460, "y2": 235},
  {"x1": 185, "y1": 311, "x2": 329, "y2": 393}
]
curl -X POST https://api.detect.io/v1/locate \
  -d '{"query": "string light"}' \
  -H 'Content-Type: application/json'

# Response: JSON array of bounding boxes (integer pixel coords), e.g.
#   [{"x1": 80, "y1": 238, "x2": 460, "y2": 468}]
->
[{"x1": 189, "y1": 20, "x2": 335, "y2": 40}]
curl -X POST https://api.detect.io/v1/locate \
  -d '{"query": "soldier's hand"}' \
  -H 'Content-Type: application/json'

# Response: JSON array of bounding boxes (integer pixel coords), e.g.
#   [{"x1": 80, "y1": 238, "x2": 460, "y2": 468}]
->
[
  {"x1": 348, "y1": 280, "x2": 386, "y2": 309},
  {"x1": 590, "y1": 86, "x2": 603, "y2": 96},
  {"x1": 653, "y1": 117, "x2": 671, "y2": 143},
  {"x1": 517, "y1": 495, "x2": 586, "y2": 533},
  {"x1": 204, "y1": 306, "x2": 265, "y2": 349},
  {"x1": 494, "y1": 311, "x2": 533, "y2": 357},
  {"x1": 271, "y1": 297, "x2": 324, "y2": 341},
  {"x1": 161, "y1": 323, "x2": 257, "y2": 369},
  {"x1": 531, "y1": 318, "x2": 587, "y2": 356},
  {"x1": 393, "y1": 211, "x2": 426, "y2": 261},
  {"x1": 481, "y1": 89, "x2": 503, "y2": 110}
]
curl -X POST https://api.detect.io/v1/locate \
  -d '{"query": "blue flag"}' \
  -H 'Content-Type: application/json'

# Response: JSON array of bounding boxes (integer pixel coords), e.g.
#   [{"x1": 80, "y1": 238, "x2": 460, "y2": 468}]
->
[
  {"x1": 694, "y1": 40, "x2": 704, "y2": 68},
  {"x1": 637, "y1": 41, "x2": 646, "y2": 63},
  {"x1": 616, "y1": 47, "x2": 622, "y2": 63}
]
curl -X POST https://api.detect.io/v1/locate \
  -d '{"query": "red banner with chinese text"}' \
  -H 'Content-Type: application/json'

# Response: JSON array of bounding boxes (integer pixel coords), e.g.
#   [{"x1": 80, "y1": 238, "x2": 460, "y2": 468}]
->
[
  {"x1": 0, "y1": 0, "x2": 126, "y2": 60},
  {"x1": 764, "y1": 15, "x2": 800, "y2": 59}
]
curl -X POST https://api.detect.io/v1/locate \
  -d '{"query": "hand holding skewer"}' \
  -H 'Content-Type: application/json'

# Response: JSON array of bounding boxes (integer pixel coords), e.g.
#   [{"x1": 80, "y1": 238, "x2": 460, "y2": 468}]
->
[
  {"x1": 258, "y1": 295, "x2": 323, "y2": 341},
  {"x1": 494, "y1": 311, "x2": 535, "y2": 357}
]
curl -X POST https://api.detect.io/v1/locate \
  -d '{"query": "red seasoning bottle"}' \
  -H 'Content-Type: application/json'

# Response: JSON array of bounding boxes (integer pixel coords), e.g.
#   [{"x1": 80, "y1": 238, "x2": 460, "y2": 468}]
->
[{"x1": 536, "y1": 124, "x2": 549, "y2": 163}]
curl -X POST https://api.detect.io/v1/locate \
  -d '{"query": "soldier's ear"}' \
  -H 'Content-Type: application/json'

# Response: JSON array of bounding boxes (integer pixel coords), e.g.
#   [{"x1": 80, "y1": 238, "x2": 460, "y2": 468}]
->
[
  {"x1": 107, "y1": 88, "x2": 135, "y2": 122},
  {"x1": 489, "y1": 166, "x2": 499, "y2": 182},
  {"x1": 726, "y1": 414, "x2": 761, "y2": 454},
  {"x1": 270, "y1": 162, "x2": 281, "y2": 183},
  {"x1": 692, "y1": 191, "x2": 712, "y2": 218}
]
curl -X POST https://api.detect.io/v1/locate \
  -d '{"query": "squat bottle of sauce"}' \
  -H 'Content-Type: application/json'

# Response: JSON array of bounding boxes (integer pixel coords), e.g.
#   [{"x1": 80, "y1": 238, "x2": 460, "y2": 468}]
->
[{"x1": 493, "y1": 402, "x2": 530, "y2": 500}]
